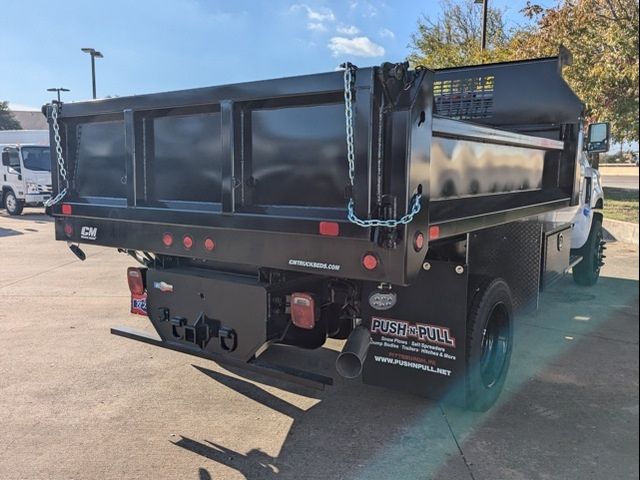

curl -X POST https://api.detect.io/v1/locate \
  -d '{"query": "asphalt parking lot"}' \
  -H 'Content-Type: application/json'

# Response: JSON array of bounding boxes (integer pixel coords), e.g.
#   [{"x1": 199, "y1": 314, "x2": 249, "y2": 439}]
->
[{"x1": 1, "y1": 209, "x2": 638, "y2": 480}]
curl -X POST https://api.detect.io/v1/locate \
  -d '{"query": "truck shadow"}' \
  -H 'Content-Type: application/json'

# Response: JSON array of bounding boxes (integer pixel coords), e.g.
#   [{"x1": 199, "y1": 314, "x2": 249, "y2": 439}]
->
[
  {"x1": 172, "y1": 274, "x2": 639, "y2": 480},
  {"x1": 173, "y1": 364, "x2": 462, "y2": 479},
  {"x1": 174, "y1": 350, "x2": 478, "y2": 479},
  {"x1": 0, "y1": 227, "x2": 23, "y2": 238},
  {"x1": 0, "y1": 210, "x2": 52, "y2": 223},
  {"x1": 197, "y1": 467, "x2": 212, "y2": 480},
  {"x1": 174, "y1": 436, "x2": 279, "y2": 479}
]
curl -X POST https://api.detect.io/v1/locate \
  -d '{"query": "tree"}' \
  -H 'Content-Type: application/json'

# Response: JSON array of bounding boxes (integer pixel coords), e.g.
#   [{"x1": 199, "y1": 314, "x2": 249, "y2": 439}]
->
[
  {"x1": 512, "y1": 0, "x2": 639, "y2": 142},
  {"x1": 408, "y1": 0, "x2": 515, "y2": 68},
  {"x1": 0, "y1": 101, "x2": 21, "y2": 130},
  {"x1": 409, "y1": 0, "x2": 639, "y2": 143}
]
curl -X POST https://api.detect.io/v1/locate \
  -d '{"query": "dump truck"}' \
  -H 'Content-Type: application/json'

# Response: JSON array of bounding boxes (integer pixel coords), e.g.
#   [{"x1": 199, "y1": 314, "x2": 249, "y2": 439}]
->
[{"x1": 43, "y1": 52, "x2": 608, "y2": 410}]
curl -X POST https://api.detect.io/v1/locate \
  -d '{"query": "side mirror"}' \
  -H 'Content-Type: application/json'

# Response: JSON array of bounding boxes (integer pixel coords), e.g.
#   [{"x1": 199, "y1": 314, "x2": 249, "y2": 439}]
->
[
  {"x1": 586, "y1": 123, "x2": 610, "y2": 153},
  {"x1": 1, "y1": 151, "x2": 9, "y2": 166}
]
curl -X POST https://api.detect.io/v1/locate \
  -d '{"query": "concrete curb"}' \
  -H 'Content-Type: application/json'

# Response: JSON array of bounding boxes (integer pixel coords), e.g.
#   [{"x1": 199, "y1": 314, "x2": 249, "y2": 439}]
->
[{"x1": 603, "y1": 218, "x2": 639, "y2": 245}]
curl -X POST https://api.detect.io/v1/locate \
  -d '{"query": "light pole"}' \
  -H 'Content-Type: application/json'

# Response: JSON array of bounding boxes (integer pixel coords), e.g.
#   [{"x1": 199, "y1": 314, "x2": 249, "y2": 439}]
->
[
  {"x1": 81, "y1": 47, "x2": 103, "y2": 99},
  {"x1": 46, "y1": 87, "x2": 70, "y2": 102},
  {"x1": 474, "y1": 0, "x2": 488, "y2": 52}
]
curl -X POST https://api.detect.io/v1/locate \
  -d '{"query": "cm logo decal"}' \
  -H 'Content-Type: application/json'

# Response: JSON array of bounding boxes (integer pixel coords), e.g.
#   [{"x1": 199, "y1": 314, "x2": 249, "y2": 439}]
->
[{"x1": 80, "y1": 226, "x2": 98, "y2": 241}]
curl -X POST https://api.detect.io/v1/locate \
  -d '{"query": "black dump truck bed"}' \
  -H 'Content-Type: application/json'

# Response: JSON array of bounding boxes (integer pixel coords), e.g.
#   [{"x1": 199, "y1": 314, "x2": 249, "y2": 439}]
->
[
  {"x1": 43, "y1": 53, "x2": 598, "y2": 407},
  {"x1": 45, "y1": 55, "x2": 583, "y2": 286}
]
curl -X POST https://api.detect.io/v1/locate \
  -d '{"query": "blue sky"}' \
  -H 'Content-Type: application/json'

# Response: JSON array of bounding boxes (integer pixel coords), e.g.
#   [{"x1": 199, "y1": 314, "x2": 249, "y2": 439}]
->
[{"x1": 2, "y1": 0, "x2": 549, "y2": 110}]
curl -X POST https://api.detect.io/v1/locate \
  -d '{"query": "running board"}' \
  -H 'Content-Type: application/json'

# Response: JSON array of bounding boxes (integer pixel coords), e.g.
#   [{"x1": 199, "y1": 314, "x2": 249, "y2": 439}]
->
[
  {"x1": 565, "y1": 254, "x2": 583, "y2": 273},
  {"x1": 111, "y1": 326, "x2": 333, "y2": 390}
]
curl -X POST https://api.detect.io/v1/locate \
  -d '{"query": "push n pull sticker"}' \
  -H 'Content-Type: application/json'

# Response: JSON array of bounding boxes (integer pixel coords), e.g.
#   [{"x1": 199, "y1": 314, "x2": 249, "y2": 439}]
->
[
  {"x1": 370, "y1": 317, "x2": 456, "y2": 348},
  {"x1": 369, "y1": 316, "x2": 458, "y2": 377}
]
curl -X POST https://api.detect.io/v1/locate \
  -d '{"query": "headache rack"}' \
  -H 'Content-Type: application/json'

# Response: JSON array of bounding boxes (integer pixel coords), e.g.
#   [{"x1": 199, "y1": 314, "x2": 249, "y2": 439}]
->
[{"x1": 45, "y1": 54, "x2": 583, "y2": 286}]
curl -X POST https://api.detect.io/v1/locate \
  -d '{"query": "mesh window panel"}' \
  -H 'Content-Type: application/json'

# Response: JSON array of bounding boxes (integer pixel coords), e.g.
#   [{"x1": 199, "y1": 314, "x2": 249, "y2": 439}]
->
[{"x1": 433, "y1": 75, "x2": 494, "y2": 120}]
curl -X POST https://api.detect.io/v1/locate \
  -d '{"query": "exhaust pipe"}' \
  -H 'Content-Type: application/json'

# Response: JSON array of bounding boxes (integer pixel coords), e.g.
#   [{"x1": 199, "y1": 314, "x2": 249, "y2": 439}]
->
[{"x1": 336, "y1": 326, "x2": 371, "y2": 379}]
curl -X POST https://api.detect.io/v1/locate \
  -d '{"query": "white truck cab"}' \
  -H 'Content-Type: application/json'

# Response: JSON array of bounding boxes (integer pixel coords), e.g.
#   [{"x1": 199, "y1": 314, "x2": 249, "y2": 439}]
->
[
  {"x1": 570, "y1": 150, "x2": 605, "y2": 246},
  {"x1": 545, "y1": 122, "x2": 608, "y2": 286},
  {"x1": 1, "y1": 143, "x2": 52, "y2": 215}
]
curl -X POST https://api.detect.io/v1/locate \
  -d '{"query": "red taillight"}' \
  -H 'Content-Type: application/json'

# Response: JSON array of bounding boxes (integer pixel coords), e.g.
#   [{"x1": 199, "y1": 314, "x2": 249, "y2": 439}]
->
[
  {"x1": 64, "y1": 223, "x2": 73, "y2": 238},
  {"x1": 182, "y1": 235, "x2": 193, "y2": 250},
  {"x1": 290, "y1": 293, "x2": 316, "y2": 330},
  {"x1": 362, "y1": 253, "x2": 379, "y2": 271},
  {"x1": 61, "y1": 204, "x2": 72, "y2": 215},
  {"x1": 319, "y1": 221, "x2": 340, "y2": 236},
  {"x1": 162, "y1": 233, "x2": 173, "y2": 247},
  {"x1": 204, "y1": 237, "x2": 215, "y2": 251},
  {"x1": 414, "y1": 231, "x2": 425, "y2": 251},
  {"x1": 429, "y1": 225, "x2": 440, "y2": 240},
  {"x1": 127, "y1": 267, "x2": 145, "y2": 295}
]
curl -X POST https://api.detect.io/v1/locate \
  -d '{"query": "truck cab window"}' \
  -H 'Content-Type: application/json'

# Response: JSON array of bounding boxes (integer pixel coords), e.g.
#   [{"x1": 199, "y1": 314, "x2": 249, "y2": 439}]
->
[
  {"x1": 6, "y1": 149, "x2": 21, "y2": 170},
  {"x1": 21, "y1": 146, "x2": 51, "y2": 172}
]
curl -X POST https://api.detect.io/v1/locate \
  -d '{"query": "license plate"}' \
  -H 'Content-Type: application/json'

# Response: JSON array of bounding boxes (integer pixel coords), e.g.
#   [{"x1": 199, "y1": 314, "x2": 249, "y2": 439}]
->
[{"x1": 131, "y1": 293, "x2": 147, "y2": 316}]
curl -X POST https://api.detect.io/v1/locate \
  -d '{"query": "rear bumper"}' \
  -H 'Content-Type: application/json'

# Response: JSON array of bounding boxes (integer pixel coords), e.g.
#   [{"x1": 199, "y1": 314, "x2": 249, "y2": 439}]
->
[{"x1": 54, "y1": 214, "x2": 422, "y2": 285}]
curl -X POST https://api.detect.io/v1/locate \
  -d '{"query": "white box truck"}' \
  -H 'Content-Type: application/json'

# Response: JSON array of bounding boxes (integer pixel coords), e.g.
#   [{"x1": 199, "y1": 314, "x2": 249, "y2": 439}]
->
[{"x1": 1, "y1": 130, "x2": 52, "y2": 215}]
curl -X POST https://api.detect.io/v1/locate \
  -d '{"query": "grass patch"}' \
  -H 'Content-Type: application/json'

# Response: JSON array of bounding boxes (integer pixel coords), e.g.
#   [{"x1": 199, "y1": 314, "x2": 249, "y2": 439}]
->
[{"x1": 603, "y1": 187, "x2": 639, "y2": 223}]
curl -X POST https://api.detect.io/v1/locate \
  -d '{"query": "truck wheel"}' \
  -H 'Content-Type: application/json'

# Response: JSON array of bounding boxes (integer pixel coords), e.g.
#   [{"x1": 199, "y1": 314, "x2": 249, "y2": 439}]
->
[
  {"x1": 4, "y1": 191, "x2": 24, "y2": 216},
  {"x1": 573, "y1": 213, "x2": 604, "y2": 286},
  {"x1": 466, "y1": 277, "x2": 513, "y2": 411}
]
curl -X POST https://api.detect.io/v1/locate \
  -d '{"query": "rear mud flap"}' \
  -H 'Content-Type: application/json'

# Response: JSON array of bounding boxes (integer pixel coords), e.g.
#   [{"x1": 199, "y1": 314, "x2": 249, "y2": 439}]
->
[{"x1": 361, "y1": 260, "x2": 468, "y2": 405}]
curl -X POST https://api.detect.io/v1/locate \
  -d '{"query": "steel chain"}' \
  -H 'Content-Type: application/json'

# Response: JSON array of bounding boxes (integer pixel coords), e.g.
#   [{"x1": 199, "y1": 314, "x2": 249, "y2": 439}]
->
[
  {"x1": 44, "y1": 104, "x2": 68, "y2": 207},
  {"x1": 342, "y1": 64, "x2": 421, "y2": 228}
]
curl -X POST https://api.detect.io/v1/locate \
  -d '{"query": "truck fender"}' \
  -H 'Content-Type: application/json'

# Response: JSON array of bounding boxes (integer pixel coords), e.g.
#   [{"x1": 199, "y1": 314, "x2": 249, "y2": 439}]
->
[
  {"x1": 571, "y1": 207, "x2": 594, "y2": 250},
  {"x1": 588, "y1": 168, "x2": 604, "y2": 210},
  {"x1": 593, "y1": 196, "x2": 604, "y2": 210}
]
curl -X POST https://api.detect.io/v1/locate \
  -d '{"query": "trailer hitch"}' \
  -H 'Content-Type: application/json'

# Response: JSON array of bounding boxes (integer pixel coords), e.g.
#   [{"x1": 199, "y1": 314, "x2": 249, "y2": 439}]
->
[
  {"x1": 162, "y1": 310, "x2": 237, "y2": 352},
  {"x1": 219, "y1": 326, "x2": 237, "y2": 352}
]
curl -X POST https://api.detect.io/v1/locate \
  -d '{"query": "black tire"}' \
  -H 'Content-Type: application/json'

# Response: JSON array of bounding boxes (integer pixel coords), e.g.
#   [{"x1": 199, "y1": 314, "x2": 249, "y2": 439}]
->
[
  {"x1": 4, "y1": 190, "x2": 24, "y2": 216},
  {"x1": 466, "y1": 277, "x2": 514, "y2": 411},
  {"x1": 573, "y1": 213, "x2": 604, "y2": 286}
]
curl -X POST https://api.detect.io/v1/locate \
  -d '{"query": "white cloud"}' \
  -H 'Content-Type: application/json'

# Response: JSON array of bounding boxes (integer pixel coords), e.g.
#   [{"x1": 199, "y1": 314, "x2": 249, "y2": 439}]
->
[
  {"x1": 379, "y1": 28, "x2": 395, "y2": 39},
  {"x1": 307, "y1": 22, "x2": 327, "y2": 32},
  {"x1": 364, "y1": 4, "x2": 378, "y2": 17},
  {"x1": 349, "y1": 0, "x2": 378, "y2": 17},
  {"x1": 307, "y1": 7, "x2": 335, "y2": 22},
  {"x1": 290, "y1": 4, "x2": 335, "y2": 22},
  {"x1": 337, "y1": 25, "x2": 360, "y2": 35},
  {"x1": 328, "y1": 36, "x2": 385, "y2": 57}
]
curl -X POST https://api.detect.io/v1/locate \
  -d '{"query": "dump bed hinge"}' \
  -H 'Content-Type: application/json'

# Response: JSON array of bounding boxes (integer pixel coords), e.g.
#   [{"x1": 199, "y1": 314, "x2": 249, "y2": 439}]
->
[{"x1": 341, "y1": 62, "x2": 422, "y2": 229}]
